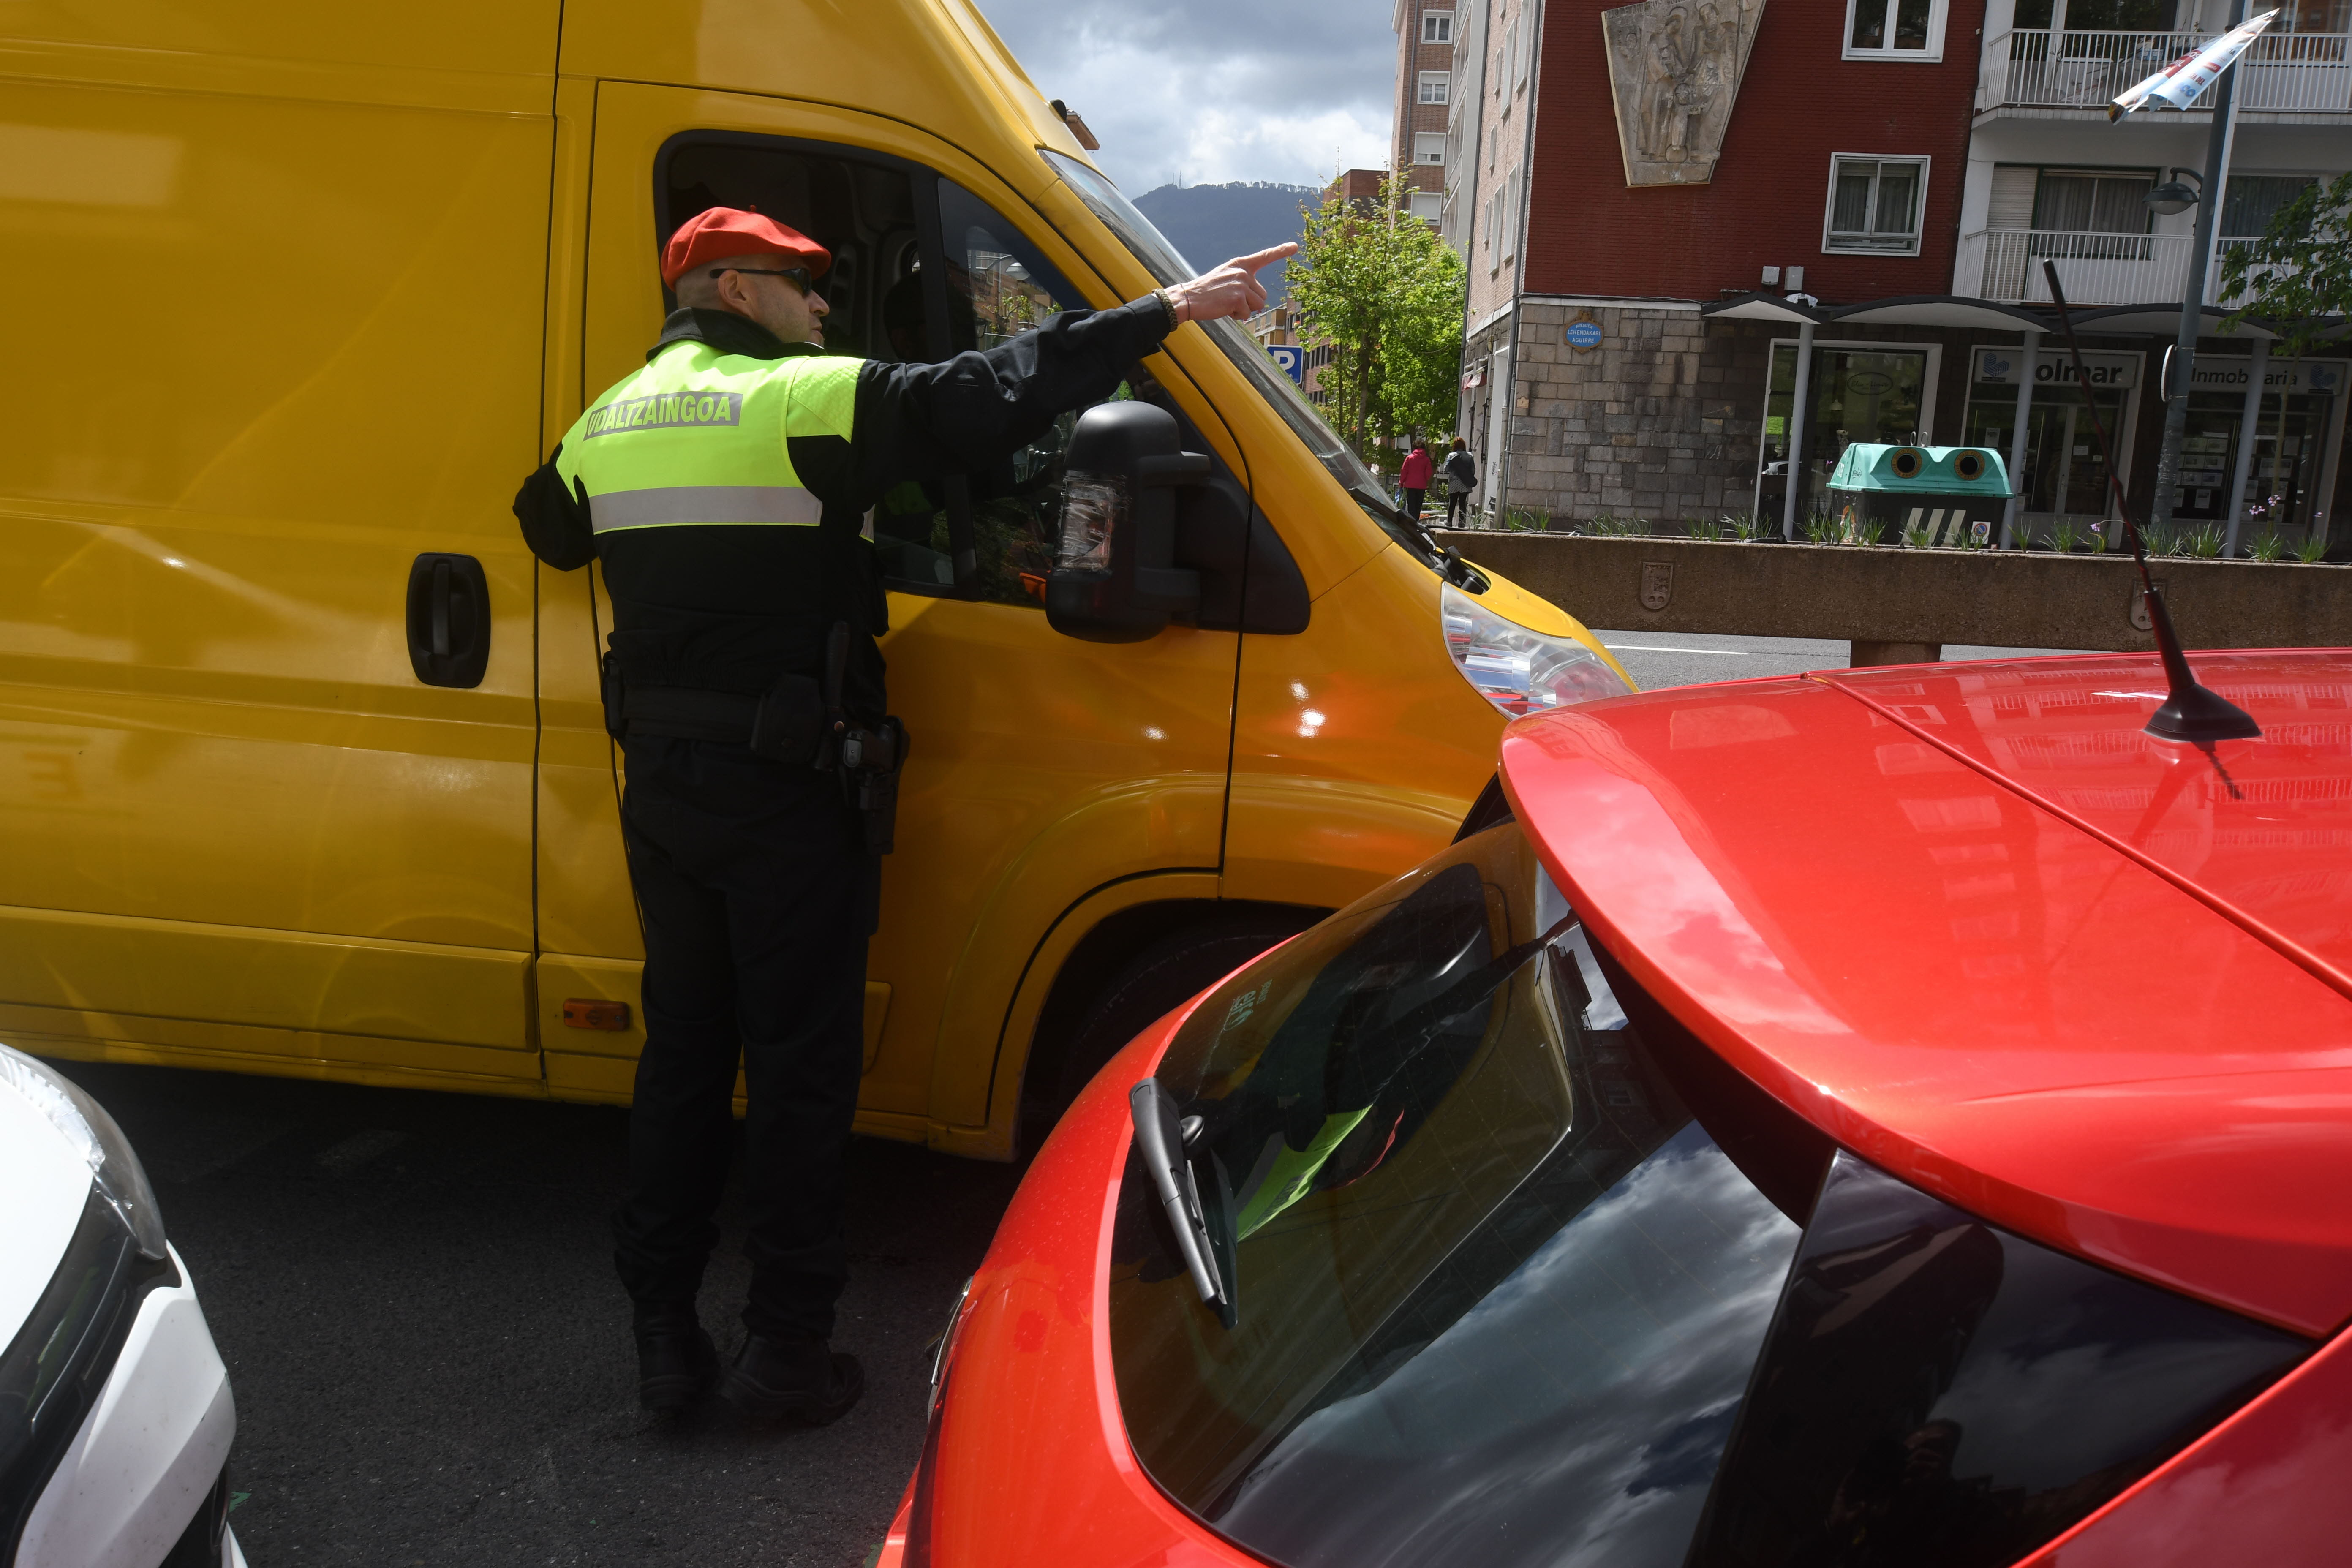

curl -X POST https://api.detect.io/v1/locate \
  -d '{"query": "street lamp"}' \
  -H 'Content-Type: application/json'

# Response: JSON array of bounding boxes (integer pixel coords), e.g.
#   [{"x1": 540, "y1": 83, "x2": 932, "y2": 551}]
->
[{"x1": 2145, "y1": 168, "x2": 2202, "y2": 217}]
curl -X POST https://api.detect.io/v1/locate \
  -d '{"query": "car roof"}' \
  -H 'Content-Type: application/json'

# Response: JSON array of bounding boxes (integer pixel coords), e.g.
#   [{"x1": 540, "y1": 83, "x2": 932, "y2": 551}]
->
[{"x1": 1500, "y1": 649, "x2": 2352, "y2": 1340}]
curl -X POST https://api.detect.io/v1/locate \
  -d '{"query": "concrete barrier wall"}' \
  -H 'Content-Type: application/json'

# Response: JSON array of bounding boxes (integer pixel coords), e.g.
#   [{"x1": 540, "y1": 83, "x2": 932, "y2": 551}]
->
[{"x1": 1435, "y1": 531, "x2": 2352, "y2": 652}]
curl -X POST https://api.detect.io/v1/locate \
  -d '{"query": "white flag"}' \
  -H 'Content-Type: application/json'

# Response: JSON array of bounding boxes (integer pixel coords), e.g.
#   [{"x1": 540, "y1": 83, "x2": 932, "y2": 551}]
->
[{"x1": 2110, "y1": 9, "x2": 2280, "y2": 120}]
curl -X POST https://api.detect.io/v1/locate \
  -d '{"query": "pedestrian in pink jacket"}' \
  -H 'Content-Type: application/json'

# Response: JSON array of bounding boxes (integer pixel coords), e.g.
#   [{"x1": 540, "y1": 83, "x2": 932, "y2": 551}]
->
[{"x1": 1399, "y1": 442, "x2": 1433, "y2": 522}]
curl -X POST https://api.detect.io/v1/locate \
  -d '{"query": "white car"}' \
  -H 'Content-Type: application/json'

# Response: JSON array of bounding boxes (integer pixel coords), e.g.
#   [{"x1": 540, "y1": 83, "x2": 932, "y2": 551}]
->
[{"x1": 0, "y1": 1045, "x2": 245, "y2": 1567}]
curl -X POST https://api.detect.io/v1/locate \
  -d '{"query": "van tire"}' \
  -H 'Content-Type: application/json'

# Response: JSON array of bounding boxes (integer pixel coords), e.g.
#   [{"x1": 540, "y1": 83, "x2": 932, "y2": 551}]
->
[{"x1": 1021, "y1": 907, "x2": 1318, "y2": 1151}]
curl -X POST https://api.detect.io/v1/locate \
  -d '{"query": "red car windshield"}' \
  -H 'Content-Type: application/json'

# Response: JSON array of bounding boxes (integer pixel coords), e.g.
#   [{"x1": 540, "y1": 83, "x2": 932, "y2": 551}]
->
[{"x1": 1108, "y1": 820, "x2": 2309, "y2": 1568}]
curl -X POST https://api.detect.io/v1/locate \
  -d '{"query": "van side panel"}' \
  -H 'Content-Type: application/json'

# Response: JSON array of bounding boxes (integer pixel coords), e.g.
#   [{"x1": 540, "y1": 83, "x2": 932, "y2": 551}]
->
[{"x1": 0, "y1": 17, "x2": 553, "y2": 1077}]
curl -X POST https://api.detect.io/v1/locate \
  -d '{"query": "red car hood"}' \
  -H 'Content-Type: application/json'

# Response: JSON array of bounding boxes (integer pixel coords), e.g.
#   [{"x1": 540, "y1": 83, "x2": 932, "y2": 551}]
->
[{"x1": 1500, "y1": 651, "x2": 2352, "y2": 1339}]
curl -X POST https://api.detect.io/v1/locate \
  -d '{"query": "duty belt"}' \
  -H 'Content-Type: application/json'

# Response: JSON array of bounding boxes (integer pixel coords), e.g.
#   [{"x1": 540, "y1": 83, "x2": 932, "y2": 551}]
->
[{"x1": 601, "y1": 623, "x2": 910, "y2": 854}]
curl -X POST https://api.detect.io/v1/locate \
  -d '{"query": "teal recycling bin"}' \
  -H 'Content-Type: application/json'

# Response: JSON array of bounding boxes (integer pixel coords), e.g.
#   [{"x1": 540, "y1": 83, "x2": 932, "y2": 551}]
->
[{"x1": 1826, "y1": 444, "x2": 2013, "y2": 547}]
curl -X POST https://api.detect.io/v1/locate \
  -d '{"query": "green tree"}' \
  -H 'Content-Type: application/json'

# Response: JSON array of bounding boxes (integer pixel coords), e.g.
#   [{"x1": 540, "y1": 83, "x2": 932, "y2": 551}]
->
[
  {"x1": 1286, "y1": 170, "x2": 1468, "y2": 475},
  {"x1": 2219, "y1": 172, "x2": 2352, "y2": 361}
]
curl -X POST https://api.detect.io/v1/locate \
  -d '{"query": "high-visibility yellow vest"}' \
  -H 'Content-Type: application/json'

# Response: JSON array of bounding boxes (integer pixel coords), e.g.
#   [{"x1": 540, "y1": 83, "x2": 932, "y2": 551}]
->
[{"x1": 554, "y1": 339, "x2": 863, "y2": 533}]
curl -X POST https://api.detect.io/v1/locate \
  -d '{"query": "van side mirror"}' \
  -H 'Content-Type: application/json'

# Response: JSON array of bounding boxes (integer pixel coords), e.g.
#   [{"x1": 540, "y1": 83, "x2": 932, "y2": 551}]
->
[{"x1": 1046, "y1": 403, "x2": 1204, "y2": 643}]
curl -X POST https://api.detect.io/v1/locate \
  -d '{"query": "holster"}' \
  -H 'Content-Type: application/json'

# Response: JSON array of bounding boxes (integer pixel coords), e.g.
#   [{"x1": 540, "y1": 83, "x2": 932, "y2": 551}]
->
[{"x1": 840, "y1": 716, "x2": 910, "y2": 855}]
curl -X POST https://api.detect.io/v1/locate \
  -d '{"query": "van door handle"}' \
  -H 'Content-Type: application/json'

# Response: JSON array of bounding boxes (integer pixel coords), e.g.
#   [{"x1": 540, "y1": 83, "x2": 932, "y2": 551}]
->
[{"x1": 406, "y1": 553, "x2": 491, "y2": 688}]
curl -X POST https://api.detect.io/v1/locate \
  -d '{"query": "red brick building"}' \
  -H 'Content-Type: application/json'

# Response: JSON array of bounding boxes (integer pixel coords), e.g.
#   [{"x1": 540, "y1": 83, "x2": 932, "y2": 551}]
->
[
  {"x1": 1393, "y1": 0, "x2": 1460, "y2": 222},
  {"x1": 1428, "y1": 0, "x2": 2352, "y2": 546}
]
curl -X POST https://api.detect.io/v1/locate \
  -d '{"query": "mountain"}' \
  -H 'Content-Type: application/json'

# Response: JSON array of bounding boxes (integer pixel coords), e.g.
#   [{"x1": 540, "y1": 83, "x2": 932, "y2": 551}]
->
[{"x1": 1132, "y1": 181, "x2": 1319, "y2": 306}]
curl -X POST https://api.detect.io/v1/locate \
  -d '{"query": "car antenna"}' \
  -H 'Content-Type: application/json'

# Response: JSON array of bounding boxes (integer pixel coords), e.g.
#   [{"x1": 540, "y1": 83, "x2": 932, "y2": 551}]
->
[{"x1": 2040, "y1": 261, "x2": 2259, "y2": 744}]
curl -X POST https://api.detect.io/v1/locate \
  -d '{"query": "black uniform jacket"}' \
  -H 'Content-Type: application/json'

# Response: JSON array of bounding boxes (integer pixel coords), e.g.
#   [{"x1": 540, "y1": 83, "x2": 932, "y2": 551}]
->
[{"x1": 513, "y1": 297, "x2": 1174, "y2": 714}]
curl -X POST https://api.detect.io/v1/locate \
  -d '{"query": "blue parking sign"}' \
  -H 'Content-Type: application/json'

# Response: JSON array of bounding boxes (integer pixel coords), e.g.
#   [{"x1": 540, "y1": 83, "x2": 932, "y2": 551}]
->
[{"x1": 1267, "y1": 344, "x2": 1304, "y2": 385}]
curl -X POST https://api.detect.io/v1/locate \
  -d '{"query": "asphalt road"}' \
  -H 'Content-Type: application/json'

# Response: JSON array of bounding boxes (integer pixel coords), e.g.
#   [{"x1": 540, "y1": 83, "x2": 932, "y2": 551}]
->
[
  {"x1": 47, "y1": 1056, "x2": 1021, "y2": 1568},
  {"x1": 1591, "y1": 629, "x2": 2080, "y2": 691}
]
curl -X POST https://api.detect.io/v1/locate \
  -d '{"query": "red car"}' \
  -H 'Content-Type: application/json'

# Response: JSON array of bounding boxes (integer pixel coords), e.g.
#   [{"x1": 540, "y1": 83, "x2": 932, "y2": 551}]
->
[{"x1": 881, "y1": 649, "x2": 2352, "y2": 1568}]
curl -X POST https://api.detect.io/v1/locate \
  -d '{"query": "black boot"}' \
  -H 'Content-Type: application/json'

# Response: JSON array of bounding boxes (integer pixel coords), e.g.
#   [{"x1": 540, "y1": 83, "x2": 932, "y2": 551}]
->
[
  {"x1": 721, "y1": 1334, "x2": 864, "y2": 1426},
  {"x1": 634, "y1": 1307, "x2": 721, "y2": 1412}
]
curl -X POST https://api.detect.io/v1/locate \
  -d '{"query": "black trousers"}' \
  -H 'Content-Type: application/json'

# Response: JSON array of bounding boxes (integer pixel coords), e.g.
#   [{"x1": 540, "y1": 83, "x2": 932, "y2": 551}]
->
[
  {"x1": 1402, "y1": 487, "x2": 1425, "y2": 520},
  {"x1": 1447, "y1": 489, "x2": 1472, "y2": 525},
  {"x1": 610, "y1": 735, "x2": 870, "y2": 1342}
]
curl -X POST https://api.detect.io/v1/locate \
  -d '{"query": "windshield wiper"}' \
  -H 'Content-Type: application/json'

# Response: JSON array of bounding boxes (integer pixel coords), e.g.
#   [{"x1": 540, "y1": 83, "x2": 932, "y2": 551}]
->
[{"x1": 1130, "y1": 1079, "x2": 1237, "y2": 1327}]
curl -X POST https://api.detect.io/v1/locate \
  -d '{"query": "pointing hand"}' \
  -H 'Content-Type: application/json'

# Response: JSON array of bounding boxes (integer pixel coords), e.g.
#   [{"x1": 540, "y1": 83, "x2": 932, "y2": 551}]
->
[{"x1": 1164, "y1": 244, "x2": 1300, "y2": 325}]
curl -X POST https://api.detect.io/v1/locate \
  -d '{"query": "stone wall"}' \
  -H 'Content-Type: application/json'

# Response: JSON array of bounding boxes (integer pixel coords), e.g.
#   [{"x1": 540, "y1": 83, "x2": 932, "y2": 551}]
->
[{"x1": 1496, "y1": 301, "x2": 1770, "y2": 526}]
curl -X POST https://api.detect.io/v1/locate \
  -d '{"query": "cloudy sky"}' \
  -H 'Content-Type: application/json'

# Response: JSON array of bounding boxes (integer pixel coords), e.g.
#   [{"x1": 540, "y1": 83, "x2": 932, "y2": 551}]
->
[{"x1": 975, "y1": 0, "x2": 1397, "y2": 194}]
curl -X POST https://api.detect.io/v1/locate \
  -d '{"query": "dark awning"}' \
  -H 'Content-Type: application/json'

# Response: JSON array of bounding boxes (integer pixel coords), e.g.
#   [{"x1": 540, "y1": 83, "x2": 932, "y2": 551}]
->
[
  {"x1": 1701, "y1": 292, "x2": 1829, "y2": 326},
  {"x1": 1827, "y1": 296, "x2": 2053, "y2": 332}
]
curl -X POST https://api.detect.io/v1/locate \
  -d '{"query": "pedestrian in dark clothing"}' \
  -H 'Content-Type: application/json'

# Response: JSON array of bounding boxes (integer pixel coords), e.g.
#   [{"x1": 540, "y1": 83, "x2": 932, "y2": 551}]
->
[
  {"x1": 1444, "y1": 438, "x2": 1478, "y2": 526},
  {"x1": 1399, "y1": 441, "x2": 1432, "y2": 522}
]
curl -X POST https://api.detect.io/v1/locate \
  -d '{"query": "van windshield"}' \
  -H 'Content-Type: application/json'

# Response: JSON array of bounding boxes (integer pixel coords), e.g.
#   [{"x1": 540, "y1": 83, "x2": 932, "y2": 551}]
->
[{"x1": 1039, "y1": 150, "x2": 1435, "y2": 564}]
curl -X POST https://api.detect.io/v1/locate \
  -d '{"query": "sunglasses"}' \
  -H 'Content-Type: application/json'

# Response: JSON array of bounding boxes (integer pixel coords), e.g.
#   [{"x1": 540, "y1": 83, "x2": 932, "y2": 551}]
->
[{"x1": 709, "y1": 265, "x2": 814, "y2": 294}]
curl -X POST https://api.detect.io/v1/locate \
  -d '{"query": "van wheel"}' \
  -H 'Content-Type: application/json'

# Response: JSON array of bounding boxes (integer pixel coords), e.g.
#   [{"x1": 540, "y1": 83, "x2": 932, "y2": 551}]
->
[{"x1": 1021, "y1": 909, "x2": 1318, "y2": 1151}]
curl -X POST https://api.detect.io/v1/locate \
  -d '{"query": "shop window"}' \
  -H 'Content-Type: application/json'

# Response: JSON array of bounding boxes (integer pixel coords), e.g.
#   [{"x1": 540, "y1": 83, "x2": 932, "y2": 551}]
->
[
  {"x1": 1422, "y1": 9, "x2": 1454, "y2": 44},
  {"x1": 1823, "y1": 156, "x2": 1927, "y2": 254},
  {"x1": 1846, "y1": 0, "x2": 1946, "y2": 57},
  {"x1": 1754, "y1": 344, "x2": 1936, "y2": 524},
  {"x1": 1419, "y1": 71, "x2": 1450, "y2": 103},
  {"x1": 1415, "y1": 133, "x2": 1447, "y2": 166},
  {"x1": 1959, "y1": 350, "x2": 2141, "y2": 529}
]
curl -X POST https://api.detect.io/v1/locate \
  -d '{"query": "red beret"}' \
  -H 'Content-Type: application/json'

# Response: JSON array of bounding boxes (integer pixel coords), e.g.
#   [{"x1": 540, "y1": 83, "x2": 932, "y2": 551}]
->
[{"x1": 659, "y1": 207, "x2": 832, "y2": 288}]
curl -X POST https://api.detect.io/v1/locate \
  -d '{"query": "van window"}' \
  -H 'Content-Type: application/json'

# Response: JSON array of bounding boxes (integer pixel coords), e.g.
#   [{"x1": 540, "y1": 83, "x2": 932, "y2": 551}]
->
[
  {"x1": 924, "y1": 182, "x2": 1095, "y2": 608},
  {"x1": 660, "y1": 139, "x2": 1216, "y2": 604},
  {"x1": 662, "y1": 139, "x2": 919, "y2": 367},
  {"x1": 1040, "y1": 149, "x2": 1437, "y2": 569}
]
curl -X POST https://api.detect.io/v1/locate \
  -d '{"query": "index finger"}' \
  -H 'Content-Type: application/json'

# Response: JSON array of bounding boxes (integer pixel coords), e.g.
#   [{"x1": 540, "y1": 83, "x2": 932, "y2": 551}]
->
[{"x1": 1229, "y1": 242, "x2": 1301, "y2": 272}]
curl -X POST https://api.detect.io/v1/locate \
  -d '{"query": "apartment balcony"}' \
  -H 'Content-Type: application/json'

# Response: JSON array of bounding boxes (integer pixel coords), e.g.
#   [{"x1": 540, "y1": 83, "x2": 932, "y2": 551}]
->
[
  {"x1": 1981, "y1": 27, "x2": 2352, "y2": 116},
  {"x1": 1955, "y1": 227, "x2": 2282, "y2": 306}
]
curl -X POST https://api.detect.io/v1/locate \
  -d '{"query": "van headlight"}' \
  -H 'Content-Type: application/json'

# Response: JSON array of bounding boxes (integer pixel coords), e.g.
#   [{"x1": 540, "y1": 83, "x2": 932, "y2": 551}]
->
[
  {"x1": 1441, "y1": 582, "x2": 1631, "y2": 717},
  {"x1": 0, "y1": 1043, "x2": 168, "y2": 1260}
]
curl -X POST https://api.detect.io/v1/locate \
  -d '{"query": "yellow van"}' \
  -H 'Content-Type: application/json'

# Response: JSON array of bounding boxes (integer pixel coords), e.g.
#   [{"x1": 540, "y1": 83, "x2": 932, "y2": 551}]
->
[{"x1": 0, "y1": 0, "x2": 1629, "y2": 1158}]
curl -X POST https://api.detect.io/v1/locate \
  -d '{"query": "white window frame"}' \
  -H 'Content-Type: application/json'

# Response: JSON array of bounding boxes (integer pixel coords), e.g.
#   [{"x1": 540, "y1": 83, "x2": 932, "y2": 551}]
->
[
  {"x1": 1418, "y1": 70, "x2": 1450, "y2": 104},
  {"x1": 1841, "y1": 0, "x2": 1949, "y2": 61},
  {"x1": 1414, "y1": 132, "x2": 1447, "y2": 166},
  {"x1": 1422, "y1": 9, "x2": 1454, "y2": 44},
  {"x1": 1821, "y1": 153, "x2": 1931, "y2": 256},
  {"x1": 1409, "y1": 189, "x2": 1443, "y2": 222},
  {"x1": 1503, "y1": 167, "x2": 1521, "y2": 264}
]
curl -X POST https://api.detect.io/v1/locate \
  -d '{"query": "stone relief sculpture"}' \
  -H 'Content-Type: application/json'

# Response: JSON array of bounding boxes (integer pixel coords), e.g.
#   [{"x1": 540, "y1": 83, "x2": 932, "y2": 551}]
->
[{"x1": 1603, "y1": 0, "x2": 1764, "y2": 186}]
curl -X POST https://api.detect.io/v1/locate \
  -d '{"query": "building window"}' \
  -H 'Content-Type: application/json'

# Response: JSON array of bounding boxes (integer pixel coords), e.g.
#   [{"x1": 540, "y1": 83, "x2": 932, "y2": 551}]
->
[
  {"x1": 2222, "y1": 173, "x2": 2317, "y2": 237},
  {"x1": 1410, "y1": 190, "x2": 1443, "y2": 222},
  {"x1": 1415, "y1": 133, "x2": 1447, "y2": 166},
  {"x1": 1824, "y1": 156, "x2": 1927, "y2": 254},
  {"x1": 1422, "y1": 10, "x2": 1454, "y2": 44},
  {"x1": 2032, "y1": 170, "x2": 2153, "y2": 237},
  {"x1": 1418, "y1": 71, "x2": 1450, "y2": 104},
  {"x1": 1844, "y1": 0, "x2": 1946, "y2": 59}
]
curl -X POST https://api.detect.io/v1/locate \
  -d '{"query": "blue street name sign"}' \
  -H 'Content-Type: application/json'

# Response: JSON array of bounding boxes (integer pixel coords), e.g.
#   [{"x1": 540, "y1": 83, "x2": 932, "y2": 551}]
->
[{"x1": 1565, "y1": 321, "x2": 1603, "y2": 350}]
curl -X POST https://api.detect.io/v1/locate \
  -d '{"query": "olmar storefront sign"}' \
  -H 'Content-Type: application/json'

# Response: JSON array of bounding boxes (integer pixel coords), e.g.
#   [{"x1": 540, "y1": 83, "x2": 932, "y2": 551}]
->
[{"x1": 1975, "y1": 349, "x2": 2140, "y2": 389}]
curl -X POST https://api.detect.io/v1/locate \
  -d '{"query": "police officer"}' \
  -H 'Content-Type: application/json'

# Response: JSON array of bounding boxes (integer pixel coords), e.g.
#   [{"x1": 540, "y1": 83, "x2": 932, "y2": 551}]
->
[{"x1": 513, "y1": 206, "x2": 1292, "y2": 1424}]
